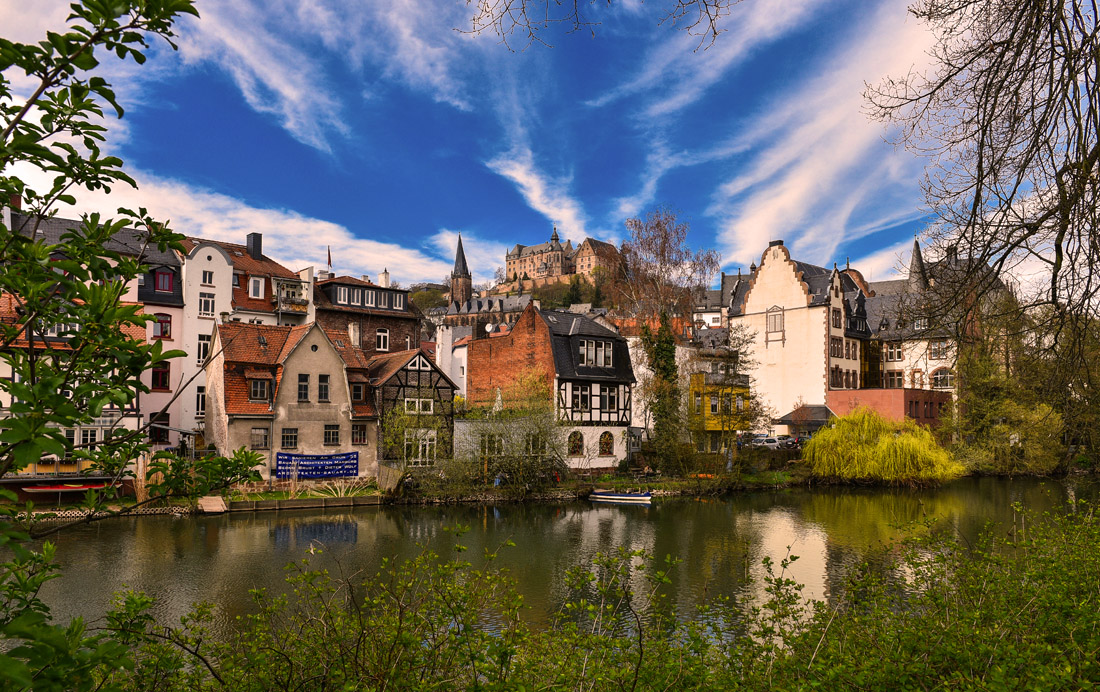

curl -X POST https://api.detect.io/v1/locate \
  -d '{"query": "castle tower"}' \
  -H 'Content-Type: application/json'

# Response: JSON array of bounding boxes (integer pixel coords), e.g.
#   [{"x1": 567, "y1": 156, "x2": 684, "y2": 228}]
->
[{"x1": 451, "y1": 234, "x2": 473, "y2": 305}]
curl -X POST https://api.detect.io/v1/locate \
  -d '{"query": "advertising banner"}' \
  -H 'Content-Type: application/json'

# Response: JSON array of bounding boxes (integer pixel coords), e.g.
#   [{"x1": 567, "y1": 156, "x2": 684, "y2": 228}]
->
[{"x1": 274, "y1": 452, "x2": 359, "y2": 479}]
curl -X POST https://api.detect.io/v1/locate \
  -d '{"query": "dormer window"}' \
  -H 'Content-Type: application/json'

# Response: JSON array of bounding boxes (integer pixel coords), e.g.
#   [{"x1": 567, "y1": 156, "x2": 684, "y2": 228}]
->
[
  {"x1": 154, "y1": 269, "x2": 173, "y2": 292},
  {"x1": 249, "y1": 277, "x2": 263, "y2": 299},
  {"x1": 579, "y1": 339, "x2": 613, "y2": 367},
  {"x1": 395, "y1": 294, "x2": 405, "y2": 309},
  {"x1": 249, "y1": 378, "x2": 271, "y2": 401},
  {"x1": 365, "y1": 290, "x2": 376, "y2": 307},
  {"x1": 351, "y1": 288, "x2": 361, "y2": 305},
  {"x1": 232, "y1": 274, "x2": 241, "y2": 287},
  {"x1": 337, "y1": 286, "x2": 349, "y2": 304}
]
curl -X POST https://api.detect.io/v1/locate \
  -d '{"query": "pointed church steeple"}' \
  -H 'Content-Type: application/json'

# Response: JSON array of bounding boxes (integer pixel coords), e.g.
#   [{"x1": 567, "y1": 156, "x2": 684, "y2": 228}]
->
[
  {"x1": 453, "y1": 234, "x2": 471, "y2": 278},
  {"x1": 450, "y1": 234, "x2": 473, "y2": 306},
  {"x1": 909, "y1": 238, "x2": 928, "y2": 289}
]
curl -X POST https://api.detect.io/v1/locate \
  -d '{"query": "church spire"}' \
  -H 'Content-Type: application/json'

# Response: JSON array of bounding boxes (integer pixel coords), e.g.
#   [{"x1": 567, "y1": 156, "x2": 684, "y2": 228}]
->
[
  {"x1": 453, "y1": 234, "x2": 471, "y2": 278},
  {"x1": 909, "y1": 238, "x2": 928, "y2": 288}
]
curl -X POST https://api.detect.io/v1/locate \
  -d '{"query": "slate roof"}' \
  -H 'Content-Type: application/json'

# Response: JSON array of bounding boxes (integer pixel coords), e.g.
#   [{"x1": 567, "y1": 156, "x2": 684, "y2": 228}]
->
[
  {"x1": 446, "y1": 294, "x2": 531, "y2": 317},
  {"x1": 693, "y1": 327, "x2": 729, "y2": 349},
  {"x1": 774, "y1": 404, "x2": 835, "y2": 426},
  {"x1": 10, "y1": 212, "x2": 180, "y2": 267},
  {"x1": 540, "y1": 309, "x2": 635, "y2": 384},
  {"x1": 453, "y1": 235, "x2": 471, "y2": 277},
  {"x1": 314, "y1": 283, "x2": 418, "y2": 320},
  {"x1": 316, "y1": 275, "x2": 379, "y2": 288}
]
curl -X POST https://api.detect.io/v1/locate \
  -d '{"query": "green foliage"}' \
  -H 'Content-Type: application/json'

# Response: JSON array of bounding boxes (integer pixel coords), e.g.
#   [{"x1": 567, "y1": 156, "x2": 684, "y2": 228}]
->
[
  {"x1": 1, "y1": 3, "x2": 263, "y2": 687},
  {"x1": 641, "y1": 312, "x2": 687, "y2": 474},
  {"x1": 103, "y1": 502, "x2": 1100, "y2": 690},
  {"x1": 409, "y1": 287, "x2": 448, "y2": 311},
  {"x1": 942, "y1": 349, "x2": 1065, "y2": 474},
  {"x1": 804, "y1": 407, "x2": 964, "y2": 485}
]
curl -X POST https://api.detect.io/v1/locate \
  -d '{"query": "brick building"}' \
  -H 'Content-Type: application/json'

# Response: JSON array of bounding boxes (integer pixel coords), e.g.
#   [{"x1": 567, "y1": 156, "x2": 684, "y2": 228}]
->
[
  {"x1": 313, "y1": 272, "x2": 420, "y2": 355},
  {"x1": 466, "y1": 303, "x2": 635, "y2": 468}
]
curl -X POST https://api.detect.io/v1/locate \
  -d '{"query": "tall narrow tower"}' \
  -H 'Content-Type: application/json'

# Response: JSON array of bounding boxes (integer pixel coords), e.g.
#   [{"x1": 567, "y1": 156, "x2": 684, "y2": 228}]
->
[{"x1": 451, "y1": 234, "x2": 473, "y2": 305}]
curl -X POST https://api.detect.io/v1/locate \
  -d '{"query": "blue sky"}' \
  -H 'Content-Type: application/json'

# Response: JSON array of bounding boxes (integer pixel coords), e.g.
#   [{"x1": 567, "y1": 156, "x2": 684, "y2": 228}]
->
[{"x1": 3, "y1": 0, "x2": 936, "y2": 287}]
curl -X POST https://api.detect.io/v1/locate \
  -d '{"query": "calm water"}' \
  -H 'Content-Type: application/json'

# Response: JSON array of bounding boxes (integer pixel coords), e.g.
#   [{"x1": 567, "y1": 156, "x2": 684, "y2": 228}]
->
[{"x1": 38, "y1": 476, "x2": 1098, "y2": 634}]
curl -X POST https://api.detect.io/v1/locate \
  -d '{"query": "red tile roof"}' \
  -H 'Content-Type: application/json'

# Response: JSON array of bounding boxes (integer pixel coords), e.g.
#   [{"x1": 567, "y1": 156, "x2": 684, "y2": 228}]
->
[
  {"x1": 216, "y1": 323, "x2": 312, "y2": 416},
  {"x1": 366, "y1": 349, "x2": 419, "y2": 385},
  {"x1": 0, "y1": 294, "x2": 147, "y2": 348},
  {"x1": 181, "y1": 238, "x2": 298, "y2": 278}
]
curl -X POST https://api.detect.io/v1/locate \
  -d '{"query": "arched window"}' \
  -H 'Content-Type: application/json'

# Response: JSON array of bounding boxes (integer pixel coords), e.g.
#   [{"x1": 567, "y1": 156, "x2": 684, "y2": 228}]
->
[
  {"x1": 568, "y1": 431, "x2": 584, "y2": 456},
  {"x1": 931, "y1": 368, "x2": 954, "y2": 389},
  {"x1": 376, "y1": 329, "x2": 389, "y2": 351},
  {"x1": 598, "y1": 431, "x2": 614, "y2": 456},
  {"x1": 152, "y1": 313, "x2": 171, "y2": 339}
]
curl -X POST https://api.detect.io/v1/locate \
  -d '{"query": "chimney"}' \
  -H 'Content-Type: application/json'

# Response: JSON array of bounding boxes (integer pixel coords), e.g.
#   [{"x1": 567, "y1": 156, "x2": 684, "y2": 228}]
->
[
  {"x1": 246, "y1": 232, "x2": 262, "y2": 259},
  {"x1": 768, "y1": 239, "x2": 784, "y2": 247},
  {"x1": 380, "y1": 268, "x2": 390, "y2": 288},
  {"x1": 361, "y1": 274, "x2": 371, "y2": 283},
  {"x1": 946, "y1": 245, "x2": 958, "y2": 264},
  {"x1": 8, "y1": 193, "x2": 20, "y2": 211}
]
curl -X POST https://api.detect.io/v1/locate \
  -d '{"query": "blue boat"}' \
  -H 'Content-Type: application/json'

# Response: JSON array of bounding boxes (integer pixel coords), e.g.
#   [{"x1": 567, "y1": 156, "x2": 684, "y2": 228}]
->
[{"x1": 589, "y1": 489, "x2": 652, "y2": 504}]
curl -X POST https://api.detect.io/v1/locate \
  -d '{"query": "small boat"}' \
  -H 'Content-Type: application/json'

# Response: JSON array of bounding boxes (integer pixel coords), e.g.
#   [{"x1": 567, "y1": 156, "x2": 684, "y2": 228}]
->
[
  {"x1": 22, "y1": 482, "x2": 108, "y2": 493},
  {"x1": 589, "y1": 489, "x2": 652, "y2": 504}
]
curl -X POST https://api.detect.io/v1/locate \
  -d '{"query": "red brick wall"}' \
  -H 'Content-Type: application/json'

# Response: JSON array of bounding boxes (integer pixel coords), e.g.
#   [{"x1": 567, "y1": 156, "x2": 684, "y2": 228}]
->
[
  {"x1": 316, "y1": 309, "x2": 420, "y2": 355},
  {"x1": 466, "y1": 306, "x2": 556, "y2": 407},
  {"x1": 826, "y1": 388, "x2": 952, "y2": 427}
]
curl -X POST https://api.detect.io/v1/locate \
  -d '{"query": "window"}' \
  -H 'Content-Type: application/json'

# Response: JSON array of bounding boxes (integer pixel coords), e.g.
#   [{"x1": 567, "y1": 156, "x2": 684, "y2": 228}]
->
[
  {"x1": 376, "y1": 329, "x2": 389, "y2": 351},
  {"x1": 298, "y1": 374, "x2": 310, "y2": 402},
  {"x1": 197, "y1": 334, "x2": 211, "y2": 365},
  {"x1": 395, "y1": 294, "x2": 405, "y2": 309},
  {"x1": 930, "y1": 340, "x2": 949, "y2": 360},
  {"x1": 912, "y1": 370, "x2": 924, "y2": 388},
  {"x1": 365, "y1": 290, "x2": 376, "y2": 307},
  {"x1": 351, "y1": 383, "x2": 366, "y2": 402},
  {"x1": 694, "y1": 393, "x2": 702, "y2": 414},
  {"x1": 710, "y1": 396, "x2": 718, "y2": 414},
  {"x1": 249, "y1": 378, "x2": 270, "y2": 401},
  {"x1": 579, "y1": 339, "x2": 613, "y2": 366},
  {"x1": 766, "y1": 306, "x2": 784, "y2": 333},
  {"x1": 830, "y1": 337, "x2": 843, "y2": 358},
  {"x1": 324, "y1": 424, "x2": 340, "y2": 445},
  {"x1": 198, "y1": 292, "x2": 215, "y2": 317},
  {"x1": 886, "y1": 370, "x2": 904, "y2": 388},
  {"x1": 405, "y1": 429, "x2": 437, "y2": 466},
  {"x1": 913, "y1": 317, "x2": 929, "y2": 330},
  {"x1": 599, "y1": 384, "x2": 618, "y2": 411},
  {"x1": 480, "y1": 433, "x2": 504, "y2": 458},
  {"x1": 195, "y1": 386, "x2": 206, "y2": 416},
  {"x1": 352, "y1": 423, "x2": 368, "y2": 445},
  {"x1": 318, "y1": 374, "x2": 330, "y2": 402},
  {"x1": 251, "y1": 427, "x2": 270, "y2": 449},
  {"x1": 249, "y1": 277, "x2": 263, "y2": 299},
  {"x1": 83, "y1": 427, "x2": 100, "y2": 449},
  {"x1": 568, "y1": 431, "x2": 584, "y2": 456},
  {"x1": 148, "y1": 412, "x2": 169, "y2": 444},
  {"x1": 736, "y1": 395, "x2": 744, "y2": 412},
  {"x1": 337, "y1": 286, "x2": 349, "y2": 304},
  {"x1": 154, "y1": 269, "x2": 173, "y2": 292},
  {"x1": 153, "y1": 313, "x2": 171, "y2": 339},
  {"x1": 152, "y1": 362, "x2": 170, "y2": 391},
  {"x1": 232, "y1": 273, "x2": 241, "y2": 287},
  {"x1": 201, "y1": 270, "x2": 214, "y2": 285},
  {"x1": 281, "y1": 428, "x2": 298, "y2": 449},
  {"x1": 844, "y1": 340, "x2": 851, "y2": 359},
  {"x1": 351, "y1": 288, "x2": 361, "y2": 305},
  {"x1": 932, "y1": 368, "x2": 955, "y2": 389},
  {"x1": 404, "y1": 398, "x2": 433, "y2": 414},
  {"x1": 722, "y1": 393, "x2": 732, "y2": 413},
  {"x1": 571, "y1": 385, "x2": 590, "y2": 412},
  {"x1": 885, "y1": 342, "x2": 904, "y2": 362},
  {"x1": 524, "y1": 432, "x2": 548, "y2": 459},
  {"x1": 832, "y1": 308, "x2": 842, "y2": 329},
  {"x1": 710, "y1": 434, "x2": 721, "y2": 453},
  {"x1": 598, "y1": 431, "x2": 614, "y2": 456}
]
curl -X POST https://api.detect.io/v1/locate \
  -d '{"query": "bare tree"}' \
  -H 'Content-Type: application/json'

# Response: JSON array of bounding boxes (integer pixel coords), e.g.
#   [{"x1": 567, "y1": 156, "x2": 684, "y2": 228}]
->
[
  {"x1": 868, "y1": 1, "x2": 1100, "y2": 332},
  {"x1": 462, "y1": 0, "x2": 744, "y2": 49},
  {"x1": 611, "y1": 208, "x2": 720, "y2": 320}
]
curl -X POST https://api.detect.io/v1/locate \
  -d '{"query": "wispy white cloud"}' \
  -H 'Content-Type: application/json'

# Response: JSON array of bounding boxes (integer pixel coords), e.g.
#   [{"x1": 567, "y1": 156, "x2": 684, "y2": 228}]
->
[
  {"x1": 850, "y1": 238, "x2": 912, "y2": 282},
  {"x1": 9, "y1": 160, "x2": 454, "y2": 286},
  {"x1": 485, "y1": 144, "x2": 592, "y2": 242},
  {"x1": 707, "y1": 0, "x2": 933, "y2": 266}
]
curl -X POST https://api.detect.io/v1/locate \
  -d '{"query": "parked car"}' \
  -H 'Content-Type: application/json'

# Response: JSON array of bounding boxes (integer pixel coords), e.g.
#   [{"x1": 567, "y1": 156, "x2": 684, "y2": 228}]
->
[{"x1": 751, "y1": 436, "x2": 781, "y2": 450}]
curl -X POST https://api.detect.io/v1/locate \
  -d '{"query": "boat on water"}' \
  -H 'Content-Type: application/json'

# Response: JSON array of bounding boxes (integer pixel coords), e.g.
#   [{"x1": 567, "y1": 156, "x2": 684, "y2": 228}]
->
[{"x1": 589, "y1": 489, "x2": 652, "y2": 504}]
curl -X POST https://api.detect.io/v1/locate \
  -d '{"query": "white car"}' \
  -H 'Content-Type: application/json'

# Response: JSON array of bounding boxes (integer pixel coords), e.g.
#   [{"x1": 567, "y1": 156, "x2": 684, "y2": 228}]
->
[{"x1": 751, "y1": 436, "x2": 781, "y2": 450}]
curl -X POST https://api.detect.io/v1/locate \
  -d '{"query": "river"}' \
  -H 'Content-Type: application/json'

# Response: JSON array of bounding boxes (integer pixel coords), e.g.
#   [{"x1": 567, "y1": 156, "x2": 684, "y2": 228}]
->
[{"x1": 37, "y1": 476, "x2": 1097, "y2": 635}]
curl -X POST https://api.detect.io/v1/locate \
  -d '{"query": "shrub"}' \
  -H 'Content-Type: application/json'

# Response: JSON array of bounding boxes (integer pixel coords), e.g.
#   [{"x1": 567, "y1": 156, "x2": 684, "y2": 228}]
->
[{"x1": 803, "y1": 407, "x2": 963, "y2": 485}]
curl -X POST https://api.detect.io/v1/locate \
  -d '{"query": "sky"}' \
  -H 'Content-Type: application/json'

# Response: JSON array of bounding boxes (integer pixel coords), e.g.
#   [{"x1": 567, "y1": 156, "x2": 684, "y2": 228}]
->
[{"x1": 2, "y1": 0, "x2": 938, "y2": 288}]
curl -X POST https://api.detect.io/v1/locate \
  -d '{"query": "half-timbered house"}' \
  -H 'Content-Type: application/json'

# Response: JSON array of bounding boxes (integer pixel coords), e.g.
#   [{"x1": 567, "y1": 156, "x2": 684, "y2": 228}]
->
[
  {"x1": 368, "y1": 349, "x2": 457, "y2": 469},
  {"x1": 466, "y1": 303, "x2": 635, "y2": 469}
]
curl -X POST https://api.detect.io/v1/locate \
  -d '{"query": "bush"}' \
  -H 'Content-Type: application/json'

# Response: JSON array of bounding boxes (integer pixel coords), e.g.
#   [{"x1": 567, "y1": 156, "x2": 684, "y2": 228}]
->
[{"x1": 804, "y1": 407, "x2": 963, "y2": 486}]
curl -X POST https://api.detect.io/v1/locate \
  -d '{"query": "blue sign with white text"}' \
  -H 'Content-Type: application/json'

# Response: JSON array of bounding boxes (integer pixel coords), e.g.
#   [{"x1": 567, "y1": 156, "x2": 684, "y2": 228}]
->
[{"x1": 275, "y1": 452, "x2": 359, "y2": 479}]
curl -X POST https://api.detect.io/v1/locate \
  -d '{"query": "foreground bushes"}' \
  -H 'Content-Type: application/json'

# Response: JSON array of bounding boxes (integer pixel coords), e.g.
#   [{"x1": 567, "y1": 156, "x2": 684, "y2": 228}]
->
[
  {"x1": 804, "y1": 407, "x2": 964, "y2": 485},
  {"x1": 85, "y1": 502, "x2": 1100, "y2": 690}
]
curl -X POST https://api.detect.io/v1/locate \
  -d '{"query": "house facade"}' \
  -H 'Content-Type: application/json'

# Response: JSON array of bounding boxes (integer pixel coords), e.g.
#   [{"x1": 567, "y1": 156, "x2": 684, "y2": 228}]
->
[
  {"x1": 466, "y1": 304, "x2": 635, "y2": 468},
  {"x1": 313, "y1": 273, "x2": 420, "y2": 355},
  {"x1": 728, "y1": 240, "x2": 953, "y2": 430}
]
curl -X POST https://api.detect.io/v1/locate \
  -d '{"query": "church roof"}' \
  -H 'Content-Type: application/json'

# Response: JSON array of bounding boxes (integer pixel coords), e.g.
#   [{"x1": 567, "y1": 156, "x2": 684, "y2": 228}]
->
[{"x1": 453, "y1": 234, "x2": 471, "y2": 278}]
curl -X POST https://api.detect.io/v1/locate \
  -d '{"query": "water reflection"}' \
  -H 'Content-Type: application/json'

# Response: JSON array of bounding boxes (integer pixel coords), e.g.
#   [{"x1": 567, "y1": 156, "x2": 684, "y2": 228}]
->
[{"x1": 37, "y1": 477, "x2": 1097, "y2": 636}]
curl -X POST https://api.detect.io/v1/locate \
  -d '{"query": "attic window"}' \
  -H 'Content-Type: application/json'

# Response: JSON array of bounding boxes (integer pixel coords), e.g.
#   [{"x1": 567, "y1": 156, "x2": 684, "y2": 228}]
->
[
  {"x1": 335, "y1": 339, "x2": 345, "y2": 348},
  {"x1": 258, "y1": 335, "x2": 268, "y2": 347}
]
